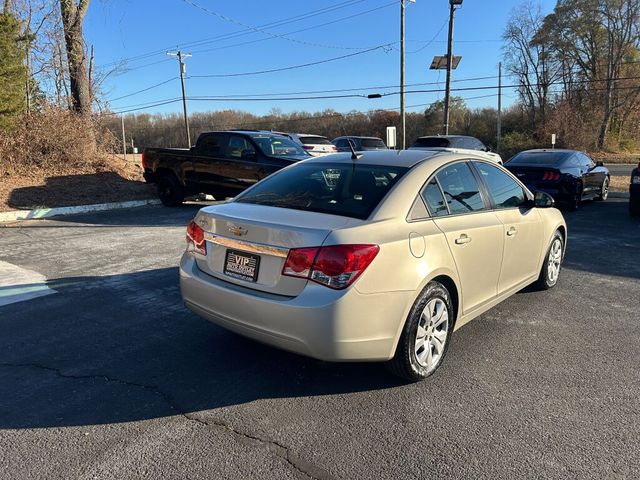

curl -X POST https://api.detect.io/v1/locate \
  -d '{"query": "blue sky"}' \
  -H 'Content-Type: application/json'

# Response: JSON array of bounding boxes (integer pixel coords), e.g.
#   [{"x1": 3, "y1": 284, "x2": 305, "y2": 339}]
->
[{"x1": 86, "y1": 0, "x2": 556, "y2": 116}]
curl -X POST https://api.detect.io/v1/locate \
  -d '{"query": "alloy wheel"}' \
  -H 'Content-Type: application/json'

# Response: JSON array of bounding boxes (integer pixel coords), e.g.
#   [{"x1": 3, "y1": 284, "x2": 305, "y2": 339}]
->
[
  {"x1": 414, "y1": 298, "x2": 449, "y2": 372},
  {"x1": 547, "y1": 238, "x2": 563, "y2": 283}
]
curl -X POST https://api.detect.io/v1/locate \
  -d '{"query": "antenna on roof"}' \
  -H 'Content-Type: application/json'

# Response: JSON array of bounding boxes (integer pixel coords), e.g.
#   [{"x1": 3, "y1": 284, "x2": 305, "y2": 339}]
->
[{"x1": 348, "y1": 139, "x2": 363, "y2": 160}]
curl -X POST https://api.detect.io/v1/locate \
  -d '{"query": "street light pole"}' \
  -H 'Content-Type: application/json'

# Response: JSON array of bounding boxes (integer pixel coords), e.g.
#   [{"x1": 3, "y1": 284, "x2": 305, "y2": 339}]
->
[
  {"x1": 400, "y1": 0, "x2": 406, "y2": 150},
  {"x1": 167, "y1": 50, "x2": 192, "y2": 147},
  {"x1": 443, "y1": 0, "x2": 462, "y2": 135}
]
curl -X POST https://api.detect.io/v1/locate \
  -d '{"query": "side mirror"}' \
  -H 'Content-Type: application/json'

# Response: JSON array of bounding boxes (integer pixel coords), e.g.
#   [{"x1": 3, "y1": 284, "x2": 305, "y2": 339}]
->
[
  {"x1": 532, "y1": 191, "x2": 555, "y2": 208},
  {"x1": 596, "y1": 161, "x2": 604, "y2": 167}
]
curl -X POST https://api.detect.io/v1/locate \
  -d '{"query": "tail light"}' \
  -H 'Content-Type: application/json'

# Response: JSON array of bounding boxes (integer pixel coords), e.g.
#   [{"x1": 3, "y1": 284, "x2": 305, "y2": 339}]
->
[
  {"x1": 282, "y1": 244, "x2": 379, "y2": 289},
  {"x1": 302, "y1": 145, "x2": 314, "y2": 150},
  {"x1": 186, "y1": 221, "x2": 207, "y2": 255},
  {"x1": 141, "y1": 152, "x2": 147, "y2": 169},
  {"x1": 331, "y1": 145, "x2": 338, "y2": 152},
  {"x1": 542, "y1": 171, "x2": 561, "y2": 181}
]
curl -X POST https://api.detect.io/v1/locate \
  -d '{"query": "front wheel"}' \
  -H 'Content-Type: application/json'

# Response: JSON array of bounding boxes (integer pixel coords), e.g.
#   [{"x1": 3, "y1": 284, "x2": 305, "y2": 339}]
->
[
  {"x1": 595, "y1": 177, "x2": 609, "y2": 201},
  {"x1": 535, "y1": 231, "x2": 564, "y2": 290},
  {"x1": 388, "y1": 281, "x2": 454, "y2": 382}
]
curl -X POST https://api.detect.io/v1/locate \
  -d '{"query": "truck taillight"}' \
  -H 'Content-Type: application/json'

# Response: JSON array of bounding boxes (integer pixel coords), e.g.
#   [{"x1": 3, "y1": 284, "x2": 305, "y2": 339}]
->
[
  {"x1": 141, "y1": 152, "x2": 147, "y2": 169},
  {"x1": 186, "y1": 221, "x2": 206, "y2": 255},
  {"x1": 282, "y1": 244, "x2": 379, "y2": 289}
]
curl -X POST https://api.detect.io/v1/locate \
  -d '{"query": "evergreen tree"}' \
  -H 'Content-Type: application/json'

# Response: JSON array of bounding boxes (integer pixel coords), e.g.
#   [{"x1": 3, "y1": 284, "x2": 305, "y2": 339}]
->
[{"x1": 0, "y1": 12, "x2": 26, "y2": 129}]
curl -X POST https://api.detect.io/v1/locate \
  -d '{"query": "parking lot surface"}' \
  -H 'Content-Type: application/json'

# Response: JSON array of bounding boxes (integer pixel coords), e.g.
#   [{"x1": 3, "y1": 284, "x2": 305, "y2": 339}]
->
[{"x1": 1, "y1": 199, "x2": 639, "y2": 479}]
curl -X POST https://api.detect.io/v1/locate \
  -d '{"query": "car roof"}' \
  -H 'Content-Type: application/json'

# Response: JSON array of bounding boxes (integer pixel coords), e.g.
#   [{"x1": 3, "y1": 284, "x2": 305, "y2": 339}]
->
[
  {"x1": 416, "y1": 135, "x2": 475, "y2": 139},
  {"x1": 519, "y1": 149, "x2": 580, "y2": 154},
  {"x1": 333, "y1": 136, "x2": 384, "y2": 140},
  {"x1": 293, "y1": 133, "x2": 327, "y2": 138},
  {"x1": 202, "y1": 130, "x2": 288, "y2": 136},
  {"x1": 301, "y1": 149, "x2": 448, "y2": 168}
]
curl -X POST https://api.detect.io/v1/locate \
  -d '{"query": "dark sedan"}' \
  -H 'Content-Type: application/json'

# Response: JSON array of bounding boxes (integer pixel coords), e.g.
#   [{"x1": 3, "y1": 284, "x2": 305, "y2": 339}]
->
[{"x1": 505, "y1": 149, "x2": 609, "y2": 210}]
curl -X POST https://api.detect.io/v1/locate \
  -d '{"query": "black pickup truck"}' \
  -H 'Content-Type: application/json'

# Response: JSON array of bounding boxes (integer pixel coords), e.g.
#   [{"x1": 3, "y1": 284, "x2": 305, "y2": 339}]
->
[{"x1": 142, "y1": 130, "x2": 311, "y2": 206}]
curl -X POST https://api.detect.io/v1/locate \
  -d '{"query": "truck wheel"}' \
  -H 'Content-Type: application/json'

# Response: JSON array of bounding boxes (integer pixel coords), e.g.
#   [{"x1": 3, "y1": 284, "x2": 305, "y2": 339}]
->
[{"x1": 157, "y1": 175, "x2": 185, "y2": 207}]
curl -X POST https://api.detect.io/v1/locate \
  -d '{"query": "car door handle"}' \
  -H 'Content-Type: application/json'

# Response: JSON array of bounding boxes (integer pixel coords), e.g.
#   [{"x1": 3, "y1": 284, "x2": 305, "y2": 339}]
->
[
  {"x1": 506, "y1": 227, "x2": 518, "y2": 237},
  {"x1": 454, "y1": 234, "x2": 471, "y2": 245}
]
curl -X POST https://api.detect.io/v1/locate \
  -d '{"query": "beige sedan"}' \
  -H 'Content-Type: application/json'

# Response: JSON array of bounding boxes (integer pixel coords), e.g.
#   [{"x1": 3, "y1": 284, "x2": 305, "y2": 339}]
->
[{"x1": 180, "y1": 150, "x2": 566, "y2": 381}]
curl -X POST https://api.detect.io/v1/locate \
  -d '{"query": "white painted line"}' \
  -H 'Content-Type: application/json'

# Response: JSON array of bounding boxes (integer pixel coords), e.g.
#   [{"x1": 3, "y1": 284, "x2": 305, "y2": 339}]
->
[
  {"x1": 0, "y1": 261, "x2": 56, "y2": 307},
  {"x1": 0, "y1": 199, "x2": 161, "y2": 224}
]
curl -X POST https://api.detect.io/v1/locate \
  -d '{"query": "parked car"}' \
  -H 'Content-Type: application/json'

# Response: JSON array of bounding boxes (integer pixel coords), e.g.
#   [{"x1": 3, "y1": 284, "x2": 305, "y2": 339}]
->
[
  {"x1": 142, "y1": 130, "x2": 311, "y2": 206},
  {"x1": 505, "y1": 149, "x2": 609, "y2": 211},
  {"x1": 409, "y1": 135, "x2": 503, "y2": 164},
  {"x1": 332, "y1": 136, "x2": 387, "y2": 152},
  {"x1": 630, "y1": 161, "x2": 640, "y2": 217},
  {"x1": 180, "y1": 149, "x2": 566, "y2": 381},
  {"x1": 288, "y1": 133, "x2": 338, "y2": 156}
]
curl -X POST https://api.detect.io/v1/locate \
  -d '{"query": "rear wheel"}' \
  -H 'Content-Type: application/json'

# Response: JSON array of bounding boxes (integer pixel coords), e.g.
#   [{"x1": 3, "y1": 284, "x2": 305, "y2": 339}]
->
[
  {"x1": 388, "y1": 281, "x2": 453, "y2": 382},
  {"x1": 157, "y1": 175, "x2": 185, "y2": 207},
  {"x1": 595, "y1": 177, "x2": 609, "y2": 201},
  {"x1": 535, "y1": 231, "x2": 564, "y2": 290}
]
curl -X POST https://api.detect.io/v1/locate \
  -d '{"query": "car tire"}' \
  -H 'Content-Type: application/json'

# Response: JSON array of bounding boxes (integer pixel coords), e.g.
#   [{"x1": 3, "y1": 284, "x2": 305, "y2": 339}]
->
[
  {"x1": 387, "y1": 281, "x2": 454, "y2": 382},
  {"x1": 157, "y1": 175, "x2": 185, "y2": 207},
  {"x1": 567, "y1": 182, "x2": 583, "y2": 211},
  {"x1": 535, "y1": 231, "x2": 564, "y2": 290},
  {"x1": 595, "y1": 177, "x2": 609, "y2": 201}
]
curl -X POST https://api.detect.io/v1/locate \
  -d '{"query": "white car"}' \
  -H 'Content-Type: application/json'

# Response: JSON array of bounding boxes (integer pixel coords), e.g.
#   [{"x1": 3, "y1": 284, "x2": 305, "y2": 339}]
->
[
  {"x1": 180, "y1": 150, "x2": 565, "y2": 381},
  {"x1": 409, "y1": 135, "x2": 503, "y2": 164},
  {"x1": 288, "y1": 133, "x2": 338, "y2": 157}
]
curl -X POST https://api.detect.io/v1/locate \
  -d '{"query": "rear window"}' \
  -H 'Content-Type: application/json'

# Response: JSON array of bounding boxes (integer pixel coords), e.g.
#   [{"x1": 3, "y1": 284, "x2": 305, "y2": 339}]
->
[
  {"x1": 412, "y1": 137, "x2": 450, "y2": 148},
  {"x1": 361, "y1": 138, "x2": 386, "y2": 149},
  {"x1": 250, "y1": 134, "x2": 307, "y2": 156},
  {"x1": 299, "y1": 136, "x2": 331, "y2": 145},
  {"x1": 507, "y1": 151, "x2": 571, "y2": 166},
  {"x1": 234, "y1": 162, "x2": 409, "y2": 220}
]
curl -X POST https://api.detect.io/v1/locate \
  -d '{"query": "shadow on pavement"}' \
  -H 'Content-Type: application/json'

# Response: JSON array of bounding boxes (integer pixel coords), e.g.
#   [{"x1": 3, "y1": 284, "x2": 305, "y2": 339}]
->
[{"x1": 0, "y1": 267, "x2": 403, "y2": 430}]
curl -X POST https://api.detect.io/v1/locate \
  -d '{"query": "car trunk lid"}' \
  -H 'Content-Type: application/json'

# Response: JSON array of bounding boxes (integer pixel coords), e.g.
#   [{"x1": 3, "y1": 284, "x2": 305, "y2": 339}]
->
[{"x1": 192, "y1": 202, "x2": 361, "y2": 296}]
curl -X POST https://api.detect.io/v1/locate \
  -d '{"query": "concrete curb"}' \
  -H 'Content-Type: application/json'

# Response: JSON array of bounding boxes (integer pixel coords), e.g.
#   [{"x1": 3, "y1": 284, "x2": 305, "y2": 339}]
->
[{"x1": 0, "y1": 199, "x2": 161, "y2": 223}]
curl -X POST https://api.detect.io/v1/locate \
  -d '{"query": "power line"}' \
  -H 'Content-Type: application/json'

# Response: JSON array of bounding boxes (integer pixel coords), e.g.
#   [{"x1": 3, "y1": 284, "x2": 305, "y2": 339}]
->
[
  {"x1": 97, "y1": 0, "x2": 376, "y2": 69},
  {"x1": 107, "y1": 77, "x2": 178, "y2": 102},
  {"x1": 189, "y1": 44, "x2": 392, "y2": 78}
]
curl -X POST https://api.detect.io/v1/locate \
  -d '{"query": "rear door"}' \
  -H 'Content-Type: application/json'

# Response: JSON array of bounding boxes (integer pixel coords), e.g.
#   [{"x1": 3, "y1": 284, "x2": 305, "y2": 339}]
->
[
  {"x1": 193, "y1": 133, "x2": 229, "y2": 191},
  {"x1": 472, "y1": 161, "x2": 543, "y2": 292},
  {"x1": 424, "y1": 162, "x2": 504, "y2": 314}
]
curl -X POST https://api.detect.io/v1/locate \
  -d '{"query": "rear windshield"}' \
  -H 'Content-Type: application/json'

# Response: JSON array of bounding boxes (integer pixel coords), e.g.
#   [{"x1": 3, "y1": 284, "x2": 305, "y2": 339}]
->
[
  {"x1": 249, "y1": 134, "x2": 307, "y2": 156},
  {"x1": 299, "y1": 136, "x2": 331, "y2": 145},
  {"x1": 507, "y1": 151, "x2": 571, "y2": 166},
  {"x1": 361, "y1": 138, "x2": 387, "y2": 149},
  {"x1": 234, "y1": 162, "x2": 409, "y2": 220},
  {"x1": 412, "y1": 137, "x2": 450, "y2": 148}
]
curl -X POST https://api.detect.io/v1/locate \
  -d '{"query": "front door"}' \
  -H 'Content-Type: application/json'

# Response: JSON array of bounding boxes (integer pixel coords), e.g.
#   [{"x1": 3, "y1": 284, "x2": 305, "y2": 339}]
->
[{"x1": 472, "y1": 161, "x2": 544, "y2": 291}]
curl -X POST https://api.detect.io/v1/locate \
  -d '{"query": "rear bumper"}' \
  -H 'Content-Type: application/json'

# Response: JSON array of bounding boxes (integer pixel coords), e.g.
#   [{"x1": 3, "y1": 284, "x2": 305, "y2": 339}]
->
[
  {"x1": 143, "y1": 170, "x2": 156, "y2": 183},
  {"x1": 179, "y1": 253, "x2": 412, "y2": 361}
]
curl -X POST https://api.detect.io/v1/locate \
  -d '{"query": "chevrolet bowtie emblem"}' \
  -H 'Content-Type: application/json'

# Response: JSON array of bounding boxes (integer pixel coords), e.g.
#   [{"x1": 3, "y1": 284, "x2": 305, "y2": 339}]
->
[{"x1": 228, "y1": 224, "x2": 248, "y2": 236}]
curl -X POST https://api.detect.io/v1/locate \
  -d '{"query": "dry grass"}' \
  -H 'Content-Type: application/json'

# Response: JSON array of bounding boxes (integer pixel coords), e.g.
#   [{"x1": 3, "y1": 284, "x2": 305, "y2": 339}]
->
[{"x1": 609, "y1": 176, "x2": 631, "y2": 193}]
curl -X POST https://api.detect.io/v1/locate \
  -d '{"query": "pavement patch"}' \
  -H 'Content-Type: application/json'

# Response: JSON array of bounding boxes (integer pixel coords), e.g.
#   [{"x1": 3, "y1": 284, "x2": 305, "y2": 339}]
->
[{"x1": 0, "y1": 261, "x2": 55, "y2": 307}]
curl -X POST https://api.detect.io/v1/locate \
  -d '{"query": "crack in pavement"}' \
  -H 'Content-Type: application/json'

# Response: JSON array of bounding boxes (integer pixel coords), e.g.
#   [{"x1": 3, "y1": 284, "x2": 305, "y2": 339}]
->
[{"x1": 0, "y1": 362, "x2": 333, "y2": 480}]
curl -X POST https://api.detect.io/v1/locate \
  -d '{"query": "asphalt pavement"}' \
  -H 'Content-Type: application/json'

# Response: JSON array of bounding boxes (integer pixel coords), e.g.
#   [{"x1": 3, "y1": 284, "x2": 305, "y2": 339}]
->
[
  {"x1": 606, "y1": 163, "x2": 636, "y2": 176},
  {"x1": 1, "y1": 199, "x2": 639, "y2": 479}
]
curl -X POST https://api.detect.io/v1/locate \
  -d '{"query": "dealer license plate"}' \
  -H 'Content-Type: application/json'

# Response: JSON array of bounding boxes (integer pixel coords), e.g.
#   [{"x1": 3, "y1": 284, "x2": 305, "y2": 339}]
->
[{"x1": 223, "y1": 250, "x2": 260, "y2": 282}]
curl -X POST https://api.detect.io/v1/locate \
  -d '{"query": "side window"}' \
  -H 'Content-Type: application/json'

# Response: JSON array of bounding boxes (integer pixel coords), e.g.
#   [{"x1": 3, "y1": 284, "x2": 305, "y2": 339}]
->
[
  {"x1": 421, "y1": 179, "x2": 448, "y2": 217},
  {"x1": 197, "y1": 134, "x2": 225, "y2": 156},
  {"x1": 435, "y1": 163, "x2": 486, "y2": 214},
  {"x1": 225, "y1": 135, "x2": 255, "y2": 160},
  {"x1": 474, "y1": 162, "x2": 527, "y2": 209},
  {"x1": 407, "y1": 196, "x2": 430, "y2": 221},
  {"x1": 336, "y1": 139, "x2": 348, "y2": 149}
]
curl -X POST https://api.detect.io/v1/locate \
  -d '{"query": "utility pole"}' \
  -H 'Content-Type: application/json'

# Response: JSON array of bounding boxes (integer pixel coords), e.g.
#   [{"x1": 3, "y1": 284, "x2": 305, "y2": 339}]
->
[
  {"x1": 121, "y1": 116, "x2": 126, "y2": 161},
  {"x1": 443, "y1": 0, "x2": 462, "y2": 135},
  {"x1": 400, "y1": 0, "x2": 406, "y2": 150},
  {"x1": 167, "y1": 50, "x2": 192, "y2": 147},
  {"x1": 497, "y1": 62, "x2": 502, "y2": 153}
]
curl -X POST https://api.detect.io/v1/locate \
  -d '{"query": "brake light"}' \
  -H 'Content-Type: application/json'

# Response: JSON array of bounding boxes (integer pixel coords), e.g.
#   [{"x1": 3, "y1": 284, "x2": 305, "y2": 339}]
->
[
  {"x1": 302, "y1": 145, "x2": 314, "y2": 150},
  {"x1": 186, "y1": 220, "x2": 207, "y2": 255},
  {"x1": 542, "y1": 171, "x2": 561, "y2": 181},
  {"x1": 331, "y1": 145, "x2": 338, "y2": 151},
  {"x1": 282, "y1": 244, "x2": 379, "y2": 289},
  {"x1": 141, "y1": 152, "x2": 147, "y2": 169}
]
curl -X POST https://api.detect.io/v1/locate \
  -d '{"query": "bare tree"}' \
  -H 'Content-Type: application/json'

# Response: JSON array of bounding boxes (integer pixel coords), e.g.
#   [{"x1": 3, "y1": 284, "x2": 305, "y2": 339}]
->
[{"x1": 59, "y1": 0, "x2": 90, "y2": 113}]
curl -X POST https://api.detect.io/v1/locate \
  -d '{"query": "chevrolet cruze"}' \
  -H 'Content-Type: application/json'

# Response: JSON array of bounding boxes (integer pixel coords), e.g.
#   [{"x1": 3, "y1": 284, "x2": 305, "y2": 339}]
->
[{"x1": 179, "y1": 150, "x2": 566, "y2": 381}]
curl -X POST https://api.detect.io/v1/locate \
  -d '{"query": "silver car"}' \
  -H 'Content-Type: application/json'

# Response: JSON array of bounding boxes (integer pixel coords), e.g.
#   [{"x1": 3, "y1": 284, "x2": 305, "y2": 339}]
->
[{"x1": 180, "y1": 150, "x2": 566, "y2": 381}]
